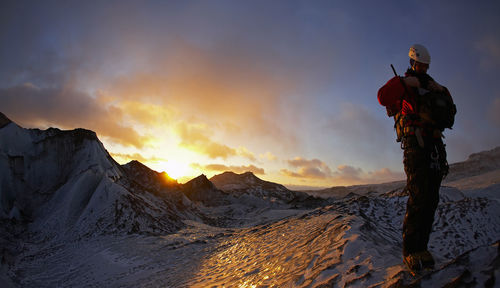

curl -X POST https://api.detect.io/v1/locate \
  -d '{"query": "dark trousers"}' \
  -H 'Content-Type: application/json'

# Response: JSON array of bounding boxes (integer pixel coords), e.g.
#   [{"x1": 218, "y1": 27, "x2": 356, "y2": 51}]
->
[{"x1": 402, "y1": 136, "x2": 447, "y2": 256}]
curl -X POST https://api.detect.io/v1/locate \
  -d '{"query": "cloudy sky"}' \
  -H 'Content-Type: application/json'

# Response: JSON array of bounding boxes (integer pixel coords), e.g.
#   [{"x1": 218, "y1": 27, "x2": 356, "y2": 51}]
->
[{"x1": 1, "y1": 0, "x2": 499, "y2": 189}]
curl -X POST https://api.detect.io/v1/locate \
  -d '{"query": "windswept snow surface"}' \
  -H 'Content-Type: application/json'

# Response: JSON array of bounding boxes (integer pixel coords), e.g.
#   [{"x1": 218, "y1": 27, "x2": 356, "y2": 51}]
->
[
  {"x1": 1, "y1": 115, "x2": 499, "y2": 287},
  {"x1": 6, "y1": 191, "x2": 499, "y2": 287}
]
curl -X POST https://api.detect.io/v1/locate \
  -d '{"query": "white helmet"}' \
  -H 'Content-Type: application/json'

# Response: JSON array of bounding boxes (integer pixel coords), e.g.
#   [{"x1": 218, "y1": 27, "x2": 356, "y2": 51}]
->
[{"x1": 408, "y1": 44, "x2": 431, "y2": 64}]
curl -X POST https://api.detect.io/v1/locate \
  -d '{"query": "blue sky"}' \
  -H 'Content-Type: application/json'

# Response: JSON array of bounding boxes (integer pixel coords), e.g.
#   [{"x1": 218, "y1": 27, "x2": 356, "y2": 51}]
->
[{"x1": 1, "y1": 0, "x2": 499, "y2": 188}]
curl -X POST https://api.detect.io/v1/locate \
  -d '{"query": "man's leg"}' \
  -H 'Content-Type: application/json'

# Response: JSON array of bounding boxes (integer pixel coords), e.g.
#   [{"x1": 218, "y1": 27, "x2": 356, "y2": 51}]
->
[
  {"x1": 402, "y1": 139, "x2": 431, "y2": 257},
  {"x1": 402, "y1": 138, "x2": 444, "y2": 270}
]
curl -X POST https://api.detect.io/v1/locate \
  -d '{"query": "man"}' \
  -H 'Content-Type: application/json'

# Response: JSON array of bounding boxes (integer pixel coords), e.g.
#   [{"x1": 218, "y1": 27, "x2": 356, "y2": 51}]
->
[{"x1": 377, "y1": 44, "x2": 456, "y2": 271}]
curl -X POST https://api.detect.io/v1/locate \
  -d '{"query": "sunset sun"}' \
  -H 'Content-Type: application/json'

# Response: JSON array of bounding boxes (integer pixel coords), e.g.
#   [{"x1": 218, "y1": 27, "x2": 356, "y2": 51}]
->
[{"x1": 156, "y1": 160, "x2": 190, "y2": 180}]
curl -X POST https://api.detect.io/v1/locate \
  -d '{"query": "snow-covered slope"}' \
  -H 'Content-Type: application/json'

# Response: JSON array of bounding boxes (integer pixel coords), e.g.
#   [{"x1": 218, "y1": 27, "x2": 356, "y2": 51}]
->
[
  {"x1": 442, "y1": 147, "x2": 500, "y2": 201},
  {"x1": 7, "y1": 186, "x2": 497, "y2": 287},
  {"x1": 1, "y1": 121, "x2": 121, "y2": 225},
  {"x1": 446, "y1": 146, "x2": 500, "y2": 182},
  {"x1": 186, "y1": 193, "x2": 499, "y2": 287},
  {"x1": 1, "y1": 112, "x2": 499, "y2": 287},
  {"x1": 0, "y1": 115, "x2": 198, "y2": 239},
  {"x1": 210, "y1": 171, "x2": 324, "y2": 208},
  {"x1": 211, "y1": 171, "x2": 296, "y2": 200},
  {"x1": 305, "y1": 181, "x2": 406, "y2": 200}
]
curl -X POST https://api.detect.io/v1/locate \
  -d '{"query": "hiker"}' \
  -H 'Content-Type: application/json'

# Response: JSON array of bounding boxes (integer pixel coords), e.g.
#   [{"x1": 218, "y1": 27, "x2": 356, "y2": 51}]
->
[{"x1": 377, "y1": 44, "x2": 456, "y2": 271}]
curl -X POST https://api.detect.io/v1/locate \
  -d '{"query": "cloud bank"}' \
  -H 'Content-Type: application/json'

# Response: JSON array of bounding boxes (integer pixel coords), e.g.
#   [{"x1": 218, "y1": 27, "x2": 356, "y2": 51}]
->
[
  {"x1": 191, "y1": 163, "x2": 265, "y2": 175},
  {"x1": 282, "y1": 156, "x2": 404, "y2": 186},
  {"x1": 0, "y1": 83, "x2": 149, "y2": 148}
]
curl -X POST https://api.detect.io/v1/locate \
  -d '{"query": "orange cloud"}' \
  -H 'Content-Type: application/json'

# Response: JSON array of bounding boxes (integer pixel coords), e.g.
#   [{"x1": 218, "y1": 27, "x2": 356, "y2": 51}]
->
[
  {"x1": 175, "y1": 122, "x2": 257, "y2": 161},
  {"x1": 0, "y1": 83, "x2": 150, "y2": 148},
  {"x1": 236, "y1": 146, "x2": 256, "y2": 162},
  {"x1": 92, "y1": 116, "x2": 150, "y2": 149},
  {"x1": 100, "y1": 39, "x2": 303, "y2": 152},
  {"x1": 116, "y1": 100, "x2": 177, "y2": 127},
  {"x1": 109, "y1": 152, "x2": 165, "y2": 164},
  {"x1": 175, "y1": 122, "x2": 236, "y2": 159},
  {"x1": 191, "y1": 163, "x2": 265, "y2": 175},
  {"x1": 332, "y1": 165, "x2": 404, "y2": 185},
  {"x1": 280, "y1": 169, "x2": 303, "y2": 178},
  {"x1": 332, "y1": 165, "x2": 363, "y2": 182},
  {"x1": 284, "y1": 157, "x2": 333, "y2": 179},
  {"x1": 282, "y1": 156, "x2": 403, "y2": 185},
  {"x1": 260, "y1": 151, "x2": 278, "y2": 161},
  {"x1": 366, "y1": 168, "x2": 405, "y2": 183}
]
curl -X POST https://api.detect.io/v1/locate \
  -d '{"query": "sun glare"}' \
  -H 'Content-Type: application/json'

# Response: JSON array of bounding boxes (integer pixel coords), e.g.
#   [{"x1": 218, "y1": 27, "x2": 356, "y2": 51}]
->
[{"x1": 157, "y1": 160, "x2": 190, "y2": 180}]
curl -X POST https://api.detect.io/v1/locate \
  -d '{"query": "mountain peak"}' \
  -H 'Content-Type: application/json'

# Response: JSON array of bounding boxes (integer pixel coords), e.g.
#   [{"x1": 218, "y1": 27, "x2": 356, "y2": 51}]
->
[
  {"x1": 210, "y1": 171, "x2": 259, "y2": 183},
  {"x1": 242, "y1": 171, "x2": 257, "y2": 177},
  {"x1": 217, "y1": 170, "x2": 256, "y2": 176},
  {"x1": 124, "y1": 160, "x2": 149, "y2": 171},
  {"x1": 122, "y1": 160, "x2": 177, "y2": 187},
  {"x1": 181, "y1": 174, "x2": 229, "y2": 205},
  {"x1": 219, "y1": 171, "x2": 238, "y2": 176},
  {"x1": 0, "y1": 111, "x2": 12, "y2": 129},
  {"x1": 184, "y1": 174, "x2": 213, "y2": 189},
  {"x1": 209, "y1": 170, "x2": 296, "y2": 200}
]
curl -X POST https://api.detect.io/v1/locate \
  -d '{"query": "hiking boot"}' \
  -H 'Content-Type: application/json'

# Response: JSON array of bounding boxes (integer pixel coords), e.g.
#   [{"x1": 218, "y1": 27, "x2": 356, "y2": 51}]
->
[
  {"x1": 420, "y1": 250, "x2": 435, "y2": 269},
  {"x1": 404, "y1": 253, "x2": 423, "y2": 271},
  {"x1": 403, "y1": 251, "x2": 435, "y2": 271}
]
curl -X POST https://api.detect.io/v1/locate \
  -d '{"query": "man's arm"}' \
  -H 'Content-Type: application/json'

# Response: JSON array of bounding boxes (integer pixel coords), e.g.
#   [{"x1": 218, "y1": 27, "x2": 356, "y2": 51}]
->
[{"x1": 378, "y1": 76, "x2": 404, "y2": 109}]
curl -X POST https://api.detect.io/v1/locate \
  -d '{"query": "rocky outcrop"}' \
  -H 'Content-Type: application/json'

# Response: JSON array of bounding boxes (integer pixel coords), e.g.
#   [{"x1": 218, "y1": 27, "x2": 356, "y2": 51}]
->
[{"x1": 181, "y1": 175, "x2": 229, "y2": 206}]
